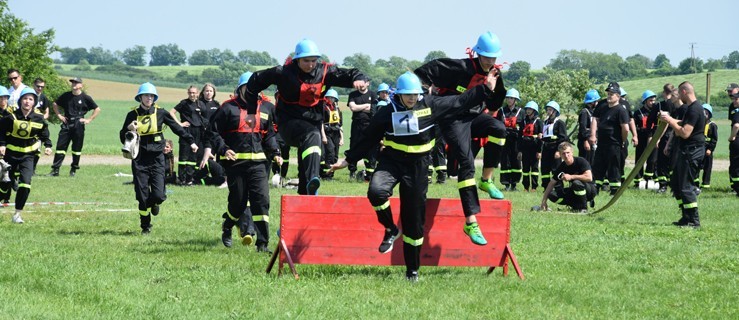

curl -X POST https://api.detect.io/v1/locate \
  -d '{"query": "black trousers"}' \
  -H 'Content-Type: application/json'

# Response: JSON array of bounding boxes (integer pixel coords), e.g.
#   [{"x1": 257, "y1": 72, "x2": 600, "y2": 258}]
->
[
  {"x1": 132, "y1": 151, "x2": 167, "y2": 212},
  {"x1": 52, "y1": 121, "x2": 86, "y2": 170},
  {"x1": 592, "y1": 142, "x2": 622, "y2": 193},
  {"x1": 368, "y1": 154, "x2": 429, "y2": 273},
  {"x1": 439, "y1": 118, "x2": 479, "y2": 217},
  {"x1": 278, "y1": 117, "x2": 322, "y2": 195},
  {"x1": 634, "y1": 131, "x2": 657, "y2": 185},
  {"x1": 348, "y1": 119, "x2": 373, "y2": 172},
  {"x1": 193, "y1": 159, "x2": 226, "y2": 186},
  {"x1": 224, "y1": 161, "x2": 270, "y2": 246},
  {"x1": 271, "y1": 133, "x2": 290, "y2": 178},
  {"x1": 431, "y1": 130, "x2": 447, "y2": 173},
  {"x1": 519, "y1": 139, "x2": 540, "y2": 190},
  {"x1": 577, "y1": 138, "x2": 594, "y2": 165},
  {"x1": 321, "y1": 127, "x2": 341, "y2": 178},
  {"x1": 6, "y1": 153, "x2": 34, "y2": 210},
  {"x1": 701, "y1": 153, "x2": 713, "y2": 188},
  {"x1": 671, "y1": 144, "x2": 704, "y2": 225},
  {"x1": 547, "y1": 180, "x2": 596, "y2": 210},
  {"x1": 499, "y1": 132, "x2": 521, "y2": 186},
  {"x1": 730, "y1": 139, "x2": 739, "y2": 193},
  {"x1": 540, "y1": 143, "x2": 561, "y2": 187},
  {"x1": 470, "y1": 112, "x2": 506, "y2": 170},
  {"x1": 178, "y1": 126, "x2": 202, "y2": 184},
  {"x1": 655, "y1": 136, "x2": 671, "y2": 188}
]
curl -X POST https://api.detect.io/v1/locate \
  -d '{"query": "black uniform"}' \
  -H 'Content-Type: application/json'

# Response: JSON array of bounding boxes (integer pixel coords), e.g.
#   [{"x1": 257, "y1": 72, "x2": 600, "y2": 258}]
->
[
  {"x1": 633, "y1": 105, "x2": 657, "y2": 187},
  {"x1": 540, "y1": 116, "x2": 568, "y2": 187},
  {"x1": 650, "y1": 99, "x2": 677, "y2": 191},
  {"x1": 577, "y1": 105, "x2": 595, "y2": 164},
  {"x1": 670, "y1": 100, "x2": 705, "y2": 227},
  {"x1": 0, "y1": 108, "x2": 52, "y2": 211},
  {"x1": 52, "y1": 91, "x2": 99, "y2": 174},
  {"x1": 415, "y1": 57, "x2": 506, "y2": 218},
  {"x1": 119, "y1": 105, "x2": 194, "y2": 232},
  {"x1": 321, "y1": 98, "x2": 343, "y2": 179},
  {"x1": 619, "y1": 98, "x2": 633, "y2": 181},
  {"x1": 0, "y1": 106, "x2": 14, "y2": 203},
  {"x1": 518, "y1": 115, "x2": 543, "y2": 191},
  {"x1": 498, "y1": 105, "x2": 523, "y2": 189},
  {"x1": 592, "y1": 100, "x2": 630, "y2": 194},
  {"x1": 246, "y1": 61, "x2": 367, "y2": 195},
  {"x1": 701, "y1": 119, "x2": 718, "y2": 188},
  {"x1": 347, "y1": 89, "x2": 377, "y2": 178},
  {"x1": 32, "y1": 93, "x2": 51, "y2": 173},
  {"x1": 546, "y1": 157, "x2": 596, "y2": 211},
  {"x1": 173, "y1": 98, "x2": 207, "y2": 184},
  {"x1": 346, "y1": 84, "x2": 495, "y2": 278},
  {"x1": 730, "y1": 106, "x2": 739, "y2": 194},
  {"x1": 208, "y1": 96, "x2": 280, "y2": 248}
]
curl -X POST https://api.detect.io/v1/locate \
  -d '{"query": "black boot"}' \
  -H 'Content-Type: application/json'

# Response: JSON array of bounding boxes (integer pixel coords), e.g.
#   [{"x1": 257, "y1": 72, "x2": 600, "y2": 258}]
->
[
  {"x1": 436, "y1": 170, "x2": 446, "y2": 184},
  {"x1": 221, "y1": 212, "x2": 235, "y2": 248},
  {"x1": 48, "y1": 168, "x2": 59, "y2": 177},
  {"x1": 140, "y1": 214, "x2": 152, "y2": 234}
]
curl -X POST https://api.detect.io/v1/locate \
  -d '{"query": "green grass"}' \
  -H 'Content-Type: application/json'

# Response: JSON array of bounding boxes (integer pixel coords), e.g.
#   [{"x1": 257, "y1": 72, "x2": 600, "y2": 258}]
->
[{"x1": 0, "y1": 165, "x2": 736, "y2": 319}]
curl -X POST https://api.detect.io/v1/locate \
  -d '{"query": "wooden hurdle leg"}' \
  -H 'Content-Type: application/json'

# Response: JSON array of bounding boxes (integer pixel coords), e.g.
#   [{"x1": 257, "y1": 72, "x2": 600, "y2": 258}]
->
[
  {"x1": 487, "y1": 244, "x2": 524, "y2": 280},
  {"x1": 279, "y1": 239, "x2": 300, "y2": 280},
  {"x1": 266, "y1": 243, "x2": 282, "y2": 274}
]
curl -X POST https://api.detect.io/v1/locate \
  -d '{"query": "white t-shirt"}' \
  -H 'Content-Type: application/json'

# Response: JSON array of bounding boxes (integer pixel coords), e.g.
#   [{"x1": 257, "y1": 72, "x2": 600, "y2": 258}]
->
[{"x1": 7, "y1": 83, "x2": 28, "y2": 108}]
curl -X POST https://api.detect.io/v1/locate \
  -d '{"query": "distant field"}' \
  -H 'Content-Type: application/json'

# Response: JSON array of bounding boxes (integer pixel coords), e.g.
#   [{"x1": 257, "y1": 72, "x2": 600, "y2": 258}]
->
[{"x1": 619, "y1": 69, "x2": 739, "y2": 103}]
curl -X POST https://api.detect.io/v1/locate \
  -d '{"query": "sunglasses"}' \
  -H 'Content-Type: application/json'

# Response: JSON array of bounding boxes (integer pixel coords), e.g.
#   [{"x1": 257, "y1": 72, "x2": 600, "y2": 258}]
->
[
  {"x1": 7, "y1": 76, "x2": 18, "y2": 81},
  {"x1": 35, "y1": 85, "x2": 45, "y2": 89}
]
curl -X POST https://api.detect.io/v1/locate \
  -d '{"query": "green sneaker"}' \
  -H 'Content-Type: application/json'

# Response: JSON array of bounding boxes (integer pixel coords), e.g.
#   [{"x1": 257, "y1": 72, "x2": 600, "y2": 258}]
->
[
  {"x1": 463, "y1": 222, "x2": 488, "y2": 246},
  {"x1": 478, "y1": 179, "x2": 504, "y2": 199}
]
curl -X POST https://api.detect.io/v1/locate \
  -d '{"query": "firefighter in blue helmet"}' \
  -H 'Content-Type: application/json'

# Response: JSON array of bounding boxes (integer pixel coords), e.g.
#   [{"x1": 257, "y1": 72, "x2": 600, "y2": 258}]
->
[{"x1": 330, "y1": 71, "x2": 500, "y2": 281}]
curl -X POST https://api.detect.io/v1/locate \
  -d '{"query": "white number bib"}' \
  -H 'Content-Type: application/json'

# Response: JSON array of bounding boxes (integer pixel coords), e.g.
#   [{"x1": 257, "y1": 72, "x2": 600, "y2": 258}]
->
[{"x1": 391, "y1": 110, "x2": 419, "y2": 136}]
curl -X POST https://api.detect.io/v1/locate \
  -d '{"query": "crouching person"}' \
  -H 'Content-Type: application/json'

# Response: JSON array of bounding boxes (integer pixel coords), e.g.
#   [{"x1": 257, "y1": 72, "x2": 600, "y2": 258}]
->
[
  {"x1": 0, "y1": 88, "x2": 53, "y2": 223},
  {"x1": 539, "y1": 142, "x2": 596, "y2": 213},
  {"x1": 120, "y1": 83, "x2": 198, "y2": 234}
]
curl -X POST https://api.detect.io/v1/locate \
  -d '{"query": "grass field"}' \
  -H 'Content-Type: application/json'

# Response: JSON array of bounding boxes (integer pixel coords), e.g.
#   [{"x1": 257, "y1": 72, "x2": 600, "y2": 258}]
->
[{"x1": 0, "y1": 163, "x2": 736, "y2": 319}]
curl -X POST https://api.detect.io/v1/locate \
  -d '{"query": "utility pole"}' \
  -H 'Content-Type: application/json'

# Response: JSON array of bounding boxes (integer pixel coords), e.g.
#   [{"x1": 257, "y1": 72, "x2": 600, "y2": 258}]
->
[{"x1": 689, "y1": 42, "x2": 697, "y2": 73}]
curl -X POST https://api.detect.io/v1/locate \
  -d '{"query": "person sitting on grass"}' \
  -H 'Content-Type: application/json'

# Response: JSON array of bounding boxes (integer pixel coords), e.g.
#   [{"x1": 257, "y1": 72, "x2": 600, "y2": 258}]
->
[{"x1": 539, "y1": 141, "x2": 596, "y2": 213}]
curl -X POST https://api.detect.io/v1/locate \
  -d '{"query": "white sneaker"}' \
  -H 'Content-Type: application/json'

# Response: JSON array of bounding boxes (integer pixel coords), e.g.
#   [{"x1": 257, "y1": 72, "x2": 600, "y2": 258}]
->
[{"x1": 11, "y1": 213, "x2": 24, "y2": 224}]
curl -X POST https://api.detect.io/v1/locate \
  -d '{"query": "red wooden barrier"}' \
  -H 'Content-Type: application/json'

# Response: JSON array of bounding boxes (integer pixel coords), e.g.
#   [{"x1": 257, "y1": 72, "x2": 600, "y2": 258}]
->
[{"x1": 266, "y1": 195, "x2": 523, "y2": 280}]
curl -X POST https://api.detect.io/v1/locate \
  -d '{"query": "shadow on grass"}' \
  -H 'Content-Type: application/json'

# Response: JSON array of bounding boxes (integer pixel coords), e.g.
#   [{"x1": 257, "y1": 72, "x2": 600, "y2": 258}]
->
[
  {"x1": 131, "y1": 238, "x2": 223, "y2": 254},
  {"x1": 57, "y1": 229, "x2": 140, "y2": 236}
]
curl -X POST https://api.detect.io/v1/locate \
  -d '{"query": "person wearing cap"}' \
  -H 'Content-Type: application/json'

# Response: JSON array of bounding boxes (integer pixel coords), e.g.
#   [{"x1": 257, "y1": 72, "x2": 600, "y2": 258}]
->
[
  {"x1": 579, "y1": 89, "x2": 600, "y2": 164},
  {"x1": 590, "y1": 82, "x2": 630, "y2": 195},
  {"x1": 330, "y1": 70, "x2": 499, "y2": 282},
  {"x1": 518, "y1": 101, "x2": 543, "y2": 192},
  {"x1": 414, "y1": 31, "x2": 508, "y2": 246},
  {"x1": 245, "y1": 39, "x2": 367, "y2": 195},
  {"x1": 201, "y1": 72, "x2": 282, "y2": 251},
  {"x1": 498, "y1": 89, "x2": 522, "y2": 191},
  {"x1": 6, "y1": 69, "x2": 28, "y2": 109},
  {"x1": 169, "y1": 85, "x2": 207, "y2": 185},
  {"x1": 728, "y1": 91, "x2": 739, "y2": 196},
  {"x1": 0, "y1": 87, "x2": 53, "y2": 224},
  {"x1": 727, "y1": 83, "x2": 739, "y2": 121},
  {"x1": 539, "y1": 142, "x2": 596, "y2": 213},
  {"x1": 49, "y1": 77, "x2": 100, "y2": 177},
  {"x1": 699, "y1": 104, "x2": 718, "y2": 191},
  {"x1": 0, "y1": 86, "x2": 15, "y2": 203},
  {"x1": 346, "y1": 80, "x2": 377, "y2": 182},
  {"x1": 540, "y1": 101, "x2": 568, "y2": 188},
  {"x1": 119, "y1": 82, "x2": 197, "y2": 234},
  {"x1": 659, "y1": 81, "x2": 705, "y2": 228},
  {"x1": 650, "y1": 83, "x2": 678, "y2": 193},
  {"x1": 319, "y1": 89, "x2": 343, "y2": 180},
  {"x1": 633, "y1": 90, "x2": 658, "y2": 189}
]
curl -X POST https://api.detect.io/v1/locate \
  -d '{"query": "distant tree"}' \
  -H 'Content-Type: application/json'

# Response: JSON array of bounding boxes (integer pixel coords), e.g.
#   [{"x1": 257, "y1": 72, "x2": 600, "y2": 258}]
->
[
  {"x1": 220, "y1": 49, "x2": 238, "y2": 64},
  {"x1": 343, "y1": 53, "x2": 373, "y2": 71},
  {"x1": 150, "y1": 43, "x2": 186, "y2": 66},
  {"x1": 239, "y1": 50, "x2": 279, "y2": 66},
  {"x1": 72, "y1": 59, "x2": 92, "y2": 71},
  {"x1": 207, "y1": 48, "x2": 223, "y2": 65},
  {"x1": 375, "y1": 59, "x2": 390, "y2": 68},
  {"x1": 58, "y1": 47, "x2": 89, "y2": 64},
  {"x1": 87, "y1": 46, "x2": 118, "y2": 65},
  {"x1": 625, "y1": 54, "x2": 653, "y2": 69},
  {"x1": 319, "y1": 54, "x2": 331, "y2": 64},
  {"x1": 619, "y1": 59, "x2": 647, "y2": 79},
  {"x1": 504, "y1": 60, "x2": 531, "y2": 85},
  {"x1": 121, "y1": 45, "x2": 146, "y2": 67},
  {"x1": 704, "y1": 58, "x2": 724, "y2": 72},
  {"x1": 677, "y1": 57, "x2": 703, "y2": 74},
  {"x1": 424, "y1": 50, "x2": 448, "y2": 63},
  {"x1": 653, "y1": 54, "x2": 671, "y2": 69},
  {"x1": 547, "y1": 50, "x2": 584, "y2": 70},
  {"x1": 725, "y1": 51, "x2": 739, "y2": 69},
  {"x1": 189, "y1": 49, "x2": 214, "y2": 65},
  {"x1": 201, "y1": 61, "x2": 253, "y2": 87}
]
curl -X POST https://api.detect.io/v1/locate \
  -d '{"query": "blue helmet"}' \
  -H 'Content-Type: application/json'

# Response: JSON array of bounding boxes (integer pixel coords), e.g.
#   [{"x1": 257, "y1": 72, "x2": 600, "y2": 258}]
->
[
  {"x1": 293, "y1": 39, "x2": 321, "y2": 59},
  {"x1": 702, "y1": 103, "x2": 713, "y2": 118},
  {"x1": 238, "y1": 72, "x2": 253, "y2": 89},
  {"x1": 619, "y1": 87, "x2": 627, "y2": 97},
  {"x1": 325, "y1": 88, "x2": 339, "y2": 100},
  {"x1": 135, "y1": 82, "x2": 158, "y2": 102},
  {"x1": 473, "y1": 31, "x2": 502, "y2": 58},
  {"x1": 641, "y1": 90, "x2": 657, "y2": 104},
  {"x1": 377, "y1": 83, "x2": 390, "y2": 93},
  {"x1": 584, "y1": 89, "x2": 600, "y2": 104},
  {"x1": 0, "y1": 86, "x2": 9, "y2": 98},
  {"x1": 524, "y1": 101, "x2": 539, "y2": 115},
  {"x1": 395, "y1": 72, "x2": 423, "y2": 94},
  {"x1": 17, "y1": 87, "x2": 38, "y2": 106},
  {"x1": 546, "y1": 100, "x2": 560, "y2": 116},
  {"x1": 505, "y1": 88, "x2": 520, "y2": 101}
]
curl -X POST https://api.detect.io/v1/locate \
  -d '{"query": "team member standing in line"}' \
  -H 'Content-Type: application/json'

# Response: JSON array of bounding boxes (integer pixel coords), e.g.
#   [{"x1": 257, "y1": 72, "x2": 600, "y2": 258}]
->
[
  {"x1": 31, "y1": 78, "x2": 51, "y2": 174},
  {"x1": 651, "y1": 84, "x2": 677, "y2": 193},
  {"x1": 499, "y1": 89, "x2": 522, "y2": 191},
  {"x1": 726, "y1": 83, "x2": 739, "y2": 120},
  {"x1": 540, "y1": 101, "x2": 568, "y2": 188},
  {"x1": 590, "y1": 82, "x2": 630, "y2": 195},
  {"x1": 347, "y1": 80, "x2": 376, "y2": 181},
  {"x1": 659, "y1": 82, "x2": 705, "y2": 228},
  {"x1": 199, "y1": 83, "x2": 220, "y2": 120},
  {"x1": 50, "y1": 77, "x2": 100, "y2": 177},
  {"x1": 330, "y1": 71, "x2": 499, "y2": 281},
  {"x1": 578, "y1": 89, "x2": 599, "y2": 164},
  {"x1": 120, "y1": 83, "x2": 197, "y2": 234},
  {"x1": 728, "y1": 92, "x2": 739, "y2": 196},
  {"x1": 518, "y1": 101, "x2": 543, "y2": 192},
  {"x1": 633, "y1": 90, "x2": 658, "y2": 188},
  {"x1": 245, "y1": 39, "x2": 367, "y2": 195},
  {"x1": 320, "y1": 89, "x2": 343, "y2": 180},
  {"x1": 170, "y1": 86, "x2": 206, "y2": 185},
  {"x1": 204, "y1": 72, "x2": 283, "y2": 251},
  {"x1": 0, "y1": 86, "x2": 16, "y2": 203},
  {"x1": 699, "y1": 104, "x2": 717, "y2": 191},
  {"x1": 0, "y1": 88, "x2": 53, "y2": 224}
]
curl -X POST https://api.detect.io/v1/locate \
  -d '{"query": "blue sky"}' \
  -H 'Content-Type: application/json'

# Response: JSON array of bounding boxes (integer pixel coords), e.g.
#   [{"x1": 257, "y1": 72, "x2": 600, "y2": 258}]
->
[{"x1": 8, "y1": 0, "x2": 736, "y2": 69}]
